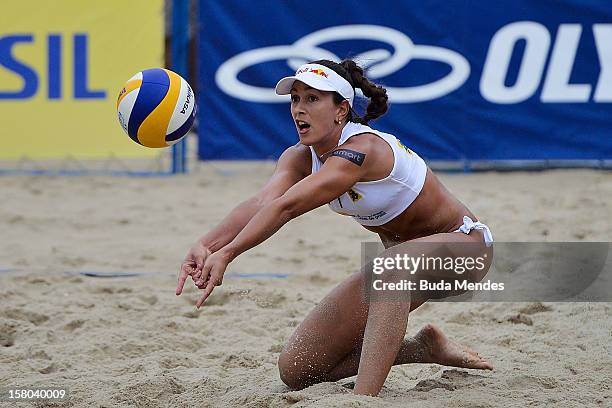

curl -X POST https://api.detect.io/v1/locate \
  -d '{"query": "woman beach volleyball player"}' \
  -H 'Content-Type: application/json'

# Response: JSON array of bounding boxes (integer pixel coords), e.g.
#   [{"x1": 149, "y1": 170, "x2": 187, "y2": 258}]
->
[{"x1": 176, "y1": 59, "x2": 494, "y2": 396}]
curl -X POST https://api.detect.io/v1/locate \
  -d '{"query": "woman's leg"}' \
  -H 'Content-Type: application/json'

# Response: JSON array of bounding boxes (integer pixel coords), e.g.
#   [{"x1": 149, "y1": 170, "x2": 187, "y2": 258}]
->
[
  {"x1": 278, "y1": 230, "x2": 492, "y2": 393},
  {"x1": 278, "y1": 271, "x2": 491, "y2": 390},
  {"x1": 277, "y1": 270, "x2": 369, "y2": 389},
  {"x1": 278, "y1": 271, "x2": 427, "y2": 389},
  {"x1": 352, "y1": 295, "x2": 411, "y2": 395},
  {"x1": 352, "y1": 230, "x2": 492, "y2": 394},
  {"x1": 326, "y1": 323, "x2": 492, "y2": 383}
]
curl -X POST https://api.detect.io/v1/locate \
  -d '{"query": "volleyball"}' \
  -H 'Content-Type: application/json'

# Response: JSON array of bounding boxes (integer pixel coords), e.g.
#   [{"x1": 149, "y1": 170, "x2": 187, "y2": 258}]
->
[{"x1": 116, "y1": 68, "x2": 197, "y2": 148}]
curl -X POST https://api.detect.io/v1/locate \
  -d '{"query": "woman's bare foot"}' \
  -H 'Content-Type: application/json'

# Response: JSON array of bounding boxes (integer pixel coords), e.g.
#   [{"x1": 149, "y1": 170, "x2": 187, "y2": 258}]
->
[{"x1": 414, "y1": 324, "x2": 493, "y2": 370}]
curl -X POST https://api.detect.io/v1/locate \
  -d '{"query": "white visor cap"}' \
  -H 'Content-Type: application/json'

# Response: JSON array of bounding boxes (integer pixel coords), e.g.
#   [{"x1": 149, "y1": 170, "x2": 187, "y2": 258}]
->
[{"x1": 275, "y1": 63, "x2": 355, "y2": 107}]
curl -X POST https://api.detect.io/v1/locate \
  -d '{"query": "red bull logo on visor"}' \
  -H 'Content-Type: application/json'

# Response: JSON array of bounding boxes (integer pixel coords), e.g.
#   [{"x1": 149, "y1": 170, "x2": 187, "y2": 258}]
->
[
  {"x1": 308, "y1": 68, "x2": 328, "y2": 77},
  {"x1": 296, "y1": 67, "x2": 329, "y2": 77}
]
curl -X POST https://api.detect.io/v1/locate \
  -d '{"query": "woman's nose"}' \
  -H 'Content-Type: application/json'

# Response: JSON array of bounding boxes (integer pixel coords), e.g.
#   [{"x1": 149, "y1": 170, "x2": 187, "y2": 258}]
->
[{"x1": 292, "y1": 103, "x2": 306, "y2": 115}]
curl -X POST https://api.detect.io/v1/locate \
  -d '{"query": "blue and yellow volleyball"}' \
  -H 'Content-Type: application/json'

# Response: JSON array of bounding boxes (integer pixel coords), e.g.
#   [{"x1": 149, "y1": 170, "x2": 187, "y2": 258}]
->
[{"x1": 116, "y1": 68, "x2": 197, "y2": 148}]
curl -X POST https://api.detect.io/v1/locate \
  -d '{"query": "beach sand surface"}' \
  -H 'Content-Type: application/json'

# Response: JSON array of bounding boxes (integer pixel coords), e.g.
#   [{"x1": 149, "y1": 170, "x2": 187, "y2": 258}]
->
[{"x1": 1, "y1": 164, "x2": 610, "y2": 407}]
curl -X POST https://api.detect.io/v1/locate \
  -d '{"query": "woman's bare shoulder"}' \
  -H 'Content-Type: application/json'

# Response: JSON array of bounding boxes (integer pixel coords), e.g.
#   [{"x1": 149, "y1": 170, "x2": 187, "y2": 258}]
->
[{"x1": 278, "y1": 142, "x2": 312, "y2": 177}]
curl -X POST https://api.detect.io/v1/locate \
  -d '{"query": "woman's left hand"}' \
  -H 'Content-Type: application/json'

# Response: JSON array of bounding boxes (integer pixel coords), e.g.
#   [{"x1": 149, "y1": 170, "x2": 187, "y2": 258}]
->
[{"x1": 194, "y1": 249, "x2": 231, "y2": 308}]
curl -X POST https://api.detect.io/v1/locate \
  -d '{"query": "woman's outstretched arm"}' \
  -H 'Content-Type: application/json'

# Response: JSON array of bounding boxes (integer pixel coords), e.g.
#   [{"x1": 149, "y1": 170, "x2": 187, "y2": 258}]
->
[
  {"x1": 193, "y1": 137, "x2": 374, "y2": 306},
  {"x1": 176, "y1": 144, "x2": 309, "y2": 295},
  {"x1": 196, "y1": 145, "x2": 309, "y2": 251}
]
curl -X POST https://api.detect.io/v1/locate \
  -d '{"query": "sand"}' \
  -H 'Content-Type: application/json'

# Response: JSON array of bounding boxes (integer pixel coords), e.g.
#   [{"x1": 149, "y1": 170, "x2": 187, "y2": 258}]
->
[{"x1": 0, "y1": 164, "x2": 611, "y2": 407}]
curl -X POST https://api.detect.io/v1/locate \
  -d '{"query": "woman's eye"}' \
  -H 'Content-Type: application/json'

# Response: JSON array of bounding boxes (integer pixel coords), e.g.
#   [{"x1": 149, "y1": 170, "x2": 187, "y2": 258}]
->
[
  {"x1": 308, "y1": 95, "x2": 318, "y2": 102},
  {"x1": 291, "y1": 95, "x2": 299, "y2": 103}
]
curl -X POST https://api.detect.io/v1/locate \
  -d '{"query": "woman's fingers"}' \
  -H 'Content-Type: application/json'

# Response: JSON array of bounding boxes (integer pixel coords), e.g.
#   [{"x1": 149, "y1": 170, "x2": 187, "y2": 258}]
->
[
  {"x1": 193, "y1": 273, "x2": 208, "y2": 288},
  {"x1": 193, "y1": 247, "x2": 213, "y2": 281},
  {"x1": 177, "y1": 243, "x2": 213, "y2": 295},
  {"x1": 195, "y1": 262, "x2": 225, "y2": 308},
  {"x1": 195, "y1": 245, "x2": 212, "y2": 271},
  {"x1": 176, "y1": 263, "x2": 193, "y2": 295},
  {"x1": 194, "y1": 254, "x2": 205, "y2": 272},
  {"x1": 197, "y1": 263, "x2": 213, "y2": 290},
  {"x1": 196, "y1": 280, "x2": 216, "y2": 308}
]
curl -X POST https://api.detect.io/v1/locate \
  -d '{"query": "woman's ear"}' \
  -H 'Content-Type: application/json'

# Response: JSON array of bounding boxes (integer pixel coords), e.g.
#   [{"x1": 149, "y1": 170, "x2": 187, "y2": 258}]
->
[{"x1": 337, "y1": 100, "x2": 350, "y2": 123}]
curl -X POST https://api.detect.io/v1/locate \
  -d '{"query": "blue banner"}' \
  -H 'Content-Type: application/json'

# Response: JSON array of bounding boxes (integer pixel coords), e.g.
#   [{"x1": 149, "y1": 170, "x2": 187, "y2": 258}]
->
[{"x1": 198, "y1": 0, "x2": 612, "y2": 161}]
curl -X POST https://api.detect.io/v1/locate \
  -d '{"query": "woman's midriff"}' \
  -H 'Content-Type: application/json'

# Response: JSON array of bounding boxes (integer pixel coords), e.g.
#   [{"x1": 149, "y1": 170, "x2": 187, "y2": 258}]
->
[{"x1": 363, "y1": 168, "x2": 476, "y2": 241}]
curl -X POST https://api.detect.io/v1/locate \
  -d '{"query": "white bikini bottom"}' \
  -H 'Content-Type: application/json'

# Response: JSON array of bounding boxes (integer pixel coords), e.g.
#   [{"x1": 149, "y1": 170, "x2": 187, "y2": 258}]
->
[{"x1": 454, "y1": 216, "x2": 494, "y2": 247}]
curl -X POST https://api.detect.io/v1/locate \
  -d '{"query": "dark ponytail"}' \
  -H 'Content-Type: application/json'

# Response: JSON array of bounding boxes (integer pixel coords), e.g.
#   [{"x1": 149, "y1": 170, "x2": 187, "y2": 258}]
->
[
  {"x1": 339, "y1": 60, "x2": 388, "y2": 125},
  {"x1": 310, "y1": 59, "x2": 389, "y2": 125}
]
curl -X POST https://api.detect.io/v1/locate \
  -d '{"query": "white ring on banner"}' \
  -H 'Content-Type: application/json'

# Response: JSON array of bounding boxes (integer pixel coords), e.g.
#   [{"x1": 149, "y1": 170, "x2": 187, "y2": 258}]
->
[
  {"x1": 288, "y1": 25, "x2": 413, "y2": 78},
  {"x1": 386, "y1": 45, "x2": 470, "y2": 102},
  {"x1": 215, "y1": 25, "x2": 471, "y2": 103}
]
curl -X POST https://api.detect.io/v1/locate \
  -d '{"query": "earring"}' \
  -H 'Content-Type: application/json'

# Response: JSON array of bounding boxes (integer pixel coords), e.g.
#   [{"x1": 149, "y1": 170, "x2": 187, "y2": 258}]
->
[{"x1": 335, "y1": 118, "x2": 341, "y2": 124}]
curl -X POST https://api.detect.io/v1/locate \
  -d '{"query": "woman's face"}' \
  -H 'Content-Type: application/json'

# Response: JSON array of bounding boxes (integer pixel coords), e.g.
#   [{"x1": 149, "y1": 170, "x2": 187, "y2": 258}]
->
[{"x1": 290, "y1": 81, "x2": 347, "y2": 145}]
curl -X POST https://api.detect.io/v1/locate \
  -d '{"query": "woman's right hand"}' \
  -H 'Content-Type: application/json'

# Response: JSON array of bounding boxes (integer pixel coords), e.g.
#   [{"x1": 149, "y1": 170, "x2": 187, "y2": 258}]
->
[{"x1": 176, "y1": 240, "x2": 212, "y2": 295}]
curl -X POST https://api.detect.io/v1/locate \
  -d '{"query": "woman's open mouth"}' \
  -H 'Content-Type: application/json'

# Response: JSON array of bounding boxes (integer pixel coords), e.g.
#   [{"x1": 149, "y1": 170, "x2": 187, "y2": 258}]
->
[{"x1": 296, "y1": 120, "x2": 311, "y2": 134}]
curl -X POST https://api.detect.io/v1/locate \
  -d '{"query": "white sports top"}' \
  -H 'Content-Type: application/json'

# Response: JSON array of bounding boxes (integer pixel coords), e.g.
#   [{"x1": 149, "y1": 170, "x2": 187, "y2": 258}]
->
[{"x1": 309, "y1": 122, "x2": 428, "y2": 226}]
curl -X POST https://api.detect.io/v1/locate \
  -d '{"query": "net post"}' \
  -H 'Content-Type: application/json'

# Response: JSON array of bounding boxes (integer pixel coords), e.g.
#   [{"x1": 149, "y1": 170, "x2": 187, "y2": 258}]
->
[{"x1": 171, "y1": 0, "x2": 189, "y2": 174}]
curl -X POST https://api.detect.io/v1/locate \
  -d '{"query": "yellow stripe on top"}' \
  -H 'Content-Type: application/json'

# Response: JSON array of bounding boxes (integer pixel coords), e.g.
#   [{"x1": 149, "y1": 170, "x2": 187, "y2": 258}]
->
[
  {"x1": 137, "y1": 69, "x2": 181, "y2": 148},
  {"x1": 116, "y1": 79, "x2": 142, "y2": 109}
]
